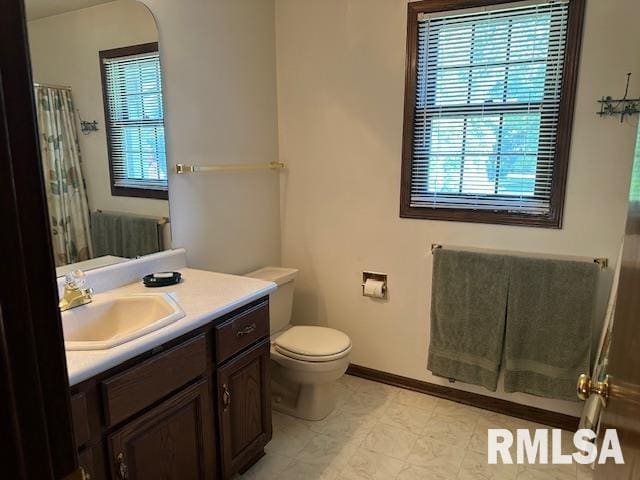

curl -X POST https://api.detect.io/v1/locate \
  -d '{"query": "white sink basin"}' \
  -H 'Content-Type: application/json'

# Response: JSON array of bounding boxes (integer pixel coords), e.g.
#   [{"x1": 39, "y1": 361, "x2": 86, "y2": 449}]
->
[{"x1": 63, "y1": 293, "x2": 185, "y2": 350}]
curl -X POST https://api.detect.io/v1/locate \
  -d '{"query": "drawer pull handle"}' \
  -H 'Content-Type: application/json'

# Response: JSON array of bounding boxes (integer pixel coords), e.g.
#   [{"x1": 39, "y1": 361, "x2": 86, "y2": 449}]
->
[
  {"x1": 116, "y1": 452, "x2": 128, "y2": 480},
  {"x1": 236, "y1": 323, "x2": 257, "y2": 337},
  {"x1": 222, "y1": 384, "x2": 231, "y2": 411}
]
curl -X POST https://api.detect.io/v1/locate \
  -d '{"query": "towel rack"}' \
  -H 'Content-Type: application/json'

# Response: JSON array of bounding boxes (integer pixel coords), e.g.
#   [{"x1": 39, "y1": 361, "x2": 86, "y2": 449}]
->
[
  {"x1": 175, "y1": 162, "x2": 285, "y2": 174},
  {"x1": 430, "y1": 244, "x2": 609, "y2": 270},
  {"x1": 34, "y1": 82, "x2": 73, "y2": 91},
  {"x1": 94, "y1": 209, "x2": 169, "y2": 225}
]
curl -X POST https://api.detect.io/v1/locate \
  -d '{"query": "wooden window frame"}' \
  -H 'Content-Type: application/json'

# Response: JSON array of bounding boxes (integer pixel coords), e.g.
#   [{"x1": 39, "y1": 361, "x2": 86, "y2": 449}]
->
[
  {"x1": 399, "y1": 0, "x2": 585, "y2": 228},
  {"x1": 99, "y1": 42, "x2": 168, "y2": 201}
]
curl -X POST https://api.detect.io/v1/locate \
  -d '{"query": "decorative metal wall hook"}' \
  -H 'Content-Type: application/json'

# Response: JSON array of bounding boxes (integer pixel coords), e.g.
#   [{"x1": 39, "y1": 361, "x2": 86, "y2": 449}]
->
[
  {"x1": 77, "y1": 109, "x2": 99, "y2": 135},
  {"x1": 80, "y1": 120, "x2": 99, "y2": 135},
  {"x1": 597, "y1": 73, "x2": 640, "y2": 123}
]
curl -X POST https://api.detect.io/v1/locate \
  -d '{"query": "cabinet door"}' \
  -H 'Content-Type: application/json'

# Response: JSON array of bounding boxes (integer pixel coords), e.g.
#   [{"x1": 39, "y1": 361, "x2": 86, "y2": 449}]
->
[
  {"x1": 107, "y1": 378, "x2": 215, "y2": 480},
  {"x1": 217, "y1": 338, "x2": 272, "y2": 478},
  {"x1": 78, "y1": 444, "x2": 107, "y2": 480}
]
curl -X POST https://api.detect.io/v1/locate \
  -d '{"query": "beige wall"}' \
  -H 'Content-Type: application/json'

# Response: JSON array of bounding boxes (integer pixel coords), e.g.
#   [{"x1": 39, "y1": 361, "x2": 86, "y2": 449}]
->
[
  {"x1": 142, "y1": 0, "x2": 281, "y2": 274},
  {"x1": 276, "y1": 0, "x2": 640, "y2": 415},
  {"x1": 28, "y1": 0, "x2": 169, "y2": 219}
]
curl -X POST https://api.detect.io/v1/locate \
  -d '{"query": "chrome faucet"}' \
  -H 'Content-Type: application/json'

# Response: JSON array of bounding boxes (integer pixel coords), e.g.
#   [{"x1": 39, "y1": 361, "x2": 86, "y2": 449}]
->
[{"x1": 59, "y1": 270, "x2": 93, "y2": 312}]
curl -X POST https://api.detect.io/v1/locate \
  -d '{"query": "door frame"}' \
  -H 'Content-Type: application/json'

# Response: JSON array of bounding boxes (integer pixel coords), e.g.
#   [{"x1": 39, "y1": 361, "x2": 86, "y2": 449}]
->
[{"x1": 0, "y1": 0, "x2": 77, "y2": 477}]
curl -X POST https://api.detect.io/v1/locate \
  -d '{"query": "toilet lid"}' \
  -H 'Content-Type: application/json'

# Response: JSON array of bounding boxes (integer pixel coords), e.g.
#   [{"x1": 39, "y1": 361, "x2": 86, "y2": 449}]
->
[{"x1": 274, "y1": 326, "x2": 351, "y2": 359}]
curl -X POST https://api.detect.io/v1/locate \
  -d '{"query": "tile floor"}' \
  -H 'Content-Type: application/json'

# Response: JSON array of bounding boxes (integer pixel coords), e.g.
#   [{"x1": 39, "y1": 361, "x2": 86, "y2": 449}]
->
[{"x1": 240, "y1": 375, "x2": 594, "y2": 480}]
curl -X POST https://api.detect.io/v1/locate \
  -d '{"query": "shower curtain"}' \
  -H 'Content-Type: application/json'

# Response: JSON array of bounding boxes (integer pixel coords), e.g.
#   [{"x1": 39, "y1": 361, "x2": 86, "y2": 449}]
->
[{"x1": 34, "y1": 85, "x2": 92, "y2": 266}]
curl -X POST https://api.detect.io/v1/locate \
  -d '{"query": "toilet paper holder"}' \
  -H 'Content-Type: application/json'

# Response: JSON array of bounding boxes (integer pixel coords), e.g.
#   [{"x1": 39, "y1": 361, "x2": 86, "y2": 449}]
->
[{"x1": 362, "y1": 271, "x2": 387, "y2": 299}]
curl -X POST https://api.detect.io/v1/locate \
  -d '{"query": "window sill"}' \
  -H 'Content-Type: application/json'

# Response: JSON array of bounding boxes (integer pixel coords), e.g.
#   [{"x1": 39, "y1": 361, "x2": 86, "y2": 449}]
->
[
  {"x1": 111, "y1": 186, "x2": 168, "y2": 201},
  {"x1": 399, "y1": 204, "x2": 562, "y2": 228}
]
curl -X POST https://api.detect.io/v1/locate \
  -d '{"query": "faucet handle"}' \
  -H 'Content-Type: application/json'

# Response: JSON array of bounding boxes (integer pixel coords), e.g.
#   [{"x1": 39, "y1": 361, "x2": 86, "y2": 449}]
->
[
  {"x1": 65, "y1": 269, "x2": 87, "y2": 290},
  {"x1": 59, "y1": 270, "x2": 92, "y2": 311}
]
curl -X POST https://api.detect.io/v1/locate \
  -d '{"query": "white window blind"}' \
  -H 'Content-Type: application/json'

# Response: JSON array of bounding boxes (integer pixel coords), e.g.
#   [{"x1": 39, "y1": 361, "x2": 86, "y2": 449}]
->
[
  {"x1": 103, "y1": 50, "x2": 167, "y2": 192},
  {"x1": 410, "y1": 0, "x2": 570, "y2": 215}
]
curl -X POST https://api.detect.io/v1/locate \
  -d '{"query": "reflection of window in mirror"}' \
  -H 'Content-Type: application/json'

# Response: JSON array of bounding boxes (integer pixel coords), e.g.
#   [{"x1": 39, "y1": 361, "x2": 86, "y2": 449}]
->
[{"x1": 100, "y1": 42, "x2": 168, "y2": 200}]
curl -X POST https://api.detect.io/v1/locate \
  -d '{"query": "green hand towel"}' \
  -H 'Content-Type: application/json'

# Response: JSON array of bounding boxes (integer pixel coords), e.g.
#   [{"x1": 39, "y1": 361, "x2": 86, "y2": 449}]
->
[
  {"x1": 428, "y1": 249, "x2": 510, "y2": 391},
  {"x1": 121, "y1": 215, "x2": 161, "y2": 258},
  {"x1": 504, "y1": 256, "x2": 598, "y2": 401},
  {"x1": 91, "y1": 211, "x2": 123, "y2": 257}
]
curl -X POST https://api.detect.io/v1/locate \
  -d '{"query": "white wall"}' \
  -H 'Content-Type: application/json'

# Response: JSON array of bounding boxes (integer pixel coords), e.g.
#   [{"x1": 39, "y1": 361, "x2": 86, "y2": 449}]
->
[
  {"x1": 142, "y1": 0, "x2": 281, "y2": 274},
  {"x1": 28, "y1": 0, "x2": 169, "y2": 219},
  {"x1": 276, "y1": 0, "x2": 640, "y2": 415}
]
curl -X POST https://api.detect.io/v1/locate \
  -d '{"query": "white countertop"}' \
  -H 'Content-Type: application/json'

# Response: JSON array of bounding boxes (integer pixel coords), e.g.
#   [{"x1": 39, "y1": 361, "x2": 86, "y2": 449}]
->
[
  {"x1": 65, "y1": 267, "x2": 277, "y2": 386},
  {"x1": 55, "y1": 255, "x2": 128, "y2": 278}
]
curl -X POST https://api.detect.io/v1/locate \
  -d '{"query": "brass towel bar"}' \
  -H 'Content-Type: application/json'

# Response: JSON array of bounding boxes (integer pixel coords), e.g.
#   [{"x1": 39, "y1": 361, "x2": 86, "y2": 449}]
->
[
  {"x1": 175, "y1": 162, "x2": 285, "y2": 174},
  {"x1": 94, "y1": 209, "x2": 168, "y2": 225},
  {"x1": 33, "y1": 82, "x2": 73, "y2": 91},
  {"x1": 430, "y1": 244, "x2": 609, "y2": 270}
]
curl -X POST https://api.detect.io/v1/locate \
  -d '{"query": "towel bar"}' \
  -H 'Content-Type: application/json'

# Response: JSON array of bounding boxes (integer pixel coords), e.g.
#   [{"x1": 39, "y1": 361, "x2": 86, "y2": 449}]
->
[
  {"x1": 95, "y1": 209, "x2": 168, "y2": 225},
  {"x1": 175, "y1": 162, "x2": 285, "y2": 174},
  {"x1": 430, "y1": 244, "x2": 609, "y2": 270},
  {"x1": 593, "y1": 258, "x2": 608, "y2": 269}
]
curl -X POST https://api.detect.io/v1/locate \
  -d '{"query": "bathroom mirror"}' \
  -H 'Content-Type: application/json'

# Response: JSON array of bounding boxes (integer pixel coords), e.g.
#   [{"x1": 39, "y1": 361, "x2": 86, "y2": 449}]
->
[{"x1": 25, "y1": 0, "x2": 171, "y2": 277}]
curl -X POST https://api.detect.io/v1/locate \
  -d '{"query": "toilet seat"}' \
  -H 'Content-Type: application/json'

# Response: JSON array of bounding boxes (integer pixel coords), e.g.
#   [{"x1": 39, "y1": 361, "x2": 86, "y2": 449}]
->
[{"x1": 274, "y1": 326, "x2": 351, "y2": 363}]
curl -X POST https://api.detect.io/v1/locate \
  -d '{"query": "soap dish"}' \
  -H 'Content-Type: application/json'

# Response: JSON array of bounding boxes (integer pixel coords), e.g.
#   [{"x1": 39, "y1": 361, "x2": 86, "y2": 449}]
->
[{"x1": 143, "y1": 272, "x2": 182, "y2": 288}]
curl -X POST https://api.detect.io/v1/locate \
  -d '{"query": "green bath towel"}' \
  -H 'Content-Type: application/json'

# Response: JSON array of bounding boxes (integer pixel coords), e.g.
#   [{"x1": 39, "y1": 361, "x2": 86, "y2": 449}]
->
[
  {"x1": 121, "y1": 215, "x2": 161, "y2": 258},
  {"x1": 504, "y1": 256, "x2": 598, "y2": 401},
  {"x1": 428, "y1": 249, "x2": 510, "y2": 391},
  {"x1": 91, "y1": 211, "x2": 161, "y2": 259},
  {"x1": 91, "y1": 211, "x2": 123, "y2": 257}
]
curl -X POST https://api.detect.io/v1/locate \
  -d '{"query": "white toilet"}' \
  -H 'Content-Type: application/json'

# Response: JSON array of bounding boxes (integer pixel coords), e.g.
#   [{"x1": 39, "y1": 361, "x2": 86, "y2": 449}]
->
[{"x1": 245, "y1": 267, "x2": 352, "y2": 421}]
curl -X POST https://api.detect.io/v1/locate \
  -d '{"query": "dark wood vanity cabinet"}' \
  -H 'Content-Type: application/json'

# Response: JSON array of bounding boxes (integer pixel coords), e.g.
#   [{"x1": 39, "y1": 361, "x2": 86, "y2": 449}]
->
[
  {"x1": 70, "y1": 297, "x2": 271, "y2": 480},
  {"x1": 78, "y1": 443, "x2": 108, "y2": 480},
  {"x1": 217, "y1": 339, "x2": 272, "y2": 477},
  {"x1": 107, "y1": 379, "x2": 214, "y2": 480}
]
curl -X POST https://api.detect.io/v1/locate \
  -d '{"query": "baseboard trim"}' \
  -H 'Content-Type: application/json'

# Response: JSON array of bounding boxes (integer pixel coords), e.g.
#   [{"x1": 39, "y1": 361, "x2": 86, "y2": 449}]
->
[{"x1": 346, "y1": 364, "x2": 579, "y2": 431}]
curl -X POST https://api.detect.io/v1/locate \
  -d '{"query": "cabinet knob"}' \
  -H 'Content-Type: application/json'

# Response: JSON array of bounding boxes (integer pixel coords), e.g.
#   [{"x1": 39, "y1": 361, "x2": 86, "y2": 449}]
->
[
  {"x1": 222, "y1": 384, "x2": 231, "y2": 411},
  {"x1": 116, "y1": 452, "x2": 128, "y2": 480}
]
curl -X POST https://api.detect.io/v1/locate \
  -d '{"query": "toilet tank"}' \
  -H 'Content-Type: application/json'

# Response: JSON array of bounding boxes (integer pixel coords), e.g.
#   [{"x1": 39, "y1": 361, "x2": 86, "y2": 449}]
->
[{"x1": 245, "y1": 267, "x2": 298, "y2": 335}]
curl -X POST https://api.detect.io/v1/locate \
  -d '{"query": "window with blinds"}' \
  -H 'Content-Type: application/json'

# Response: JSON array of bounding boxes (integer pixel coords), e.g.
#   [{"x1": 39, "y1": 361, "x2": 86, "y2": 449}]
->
[
  {"x1": 400, "y1": 0, "x2": 584, "y2": 227},
  {"x1": 100, "y1": 43, "x2": 168, "y2": 199}
]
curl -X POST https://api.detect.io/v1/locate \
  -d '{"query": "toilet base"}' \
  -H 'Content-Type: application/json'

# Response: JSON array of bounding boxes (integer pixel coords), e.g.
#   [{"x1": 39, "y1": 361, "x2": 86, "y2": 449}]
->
[
  {"x1": 271, "y1": 377, "x2": 336, "y2": 421},
  {"x1": 269, "y1": 352, "x2": 351, "y2": 421}
]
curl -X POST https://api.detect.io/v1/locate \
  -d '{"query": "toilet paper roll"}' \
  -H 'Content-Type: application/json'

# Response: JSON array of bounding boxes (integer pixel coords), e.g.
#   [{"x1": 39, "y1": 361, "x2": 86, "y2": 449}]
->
[{"x1": 363, "y1": 279, "x2": 385, "y2": 298}]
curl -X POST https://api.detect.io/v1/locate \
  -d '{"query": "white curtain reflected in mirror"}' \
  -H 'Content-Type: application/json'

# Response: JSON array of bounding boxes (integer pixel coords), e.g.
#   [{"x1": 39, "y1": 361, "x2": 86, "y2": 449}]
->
[{"x1": 34, "y1": 84, "x2": 93, "y2": 266}]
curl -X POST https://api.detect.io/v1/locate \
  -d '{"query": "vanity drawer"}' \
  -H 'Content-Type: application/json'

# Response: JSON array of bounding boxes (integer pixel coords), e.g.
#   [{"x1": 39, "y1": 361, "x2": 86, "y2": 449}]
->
[
  {"x1": 214, "y1": 301, "x2": 269, "y2": 364},
  {"x1": 101, "y1": 334, "x2": 207, "y2": 427}
]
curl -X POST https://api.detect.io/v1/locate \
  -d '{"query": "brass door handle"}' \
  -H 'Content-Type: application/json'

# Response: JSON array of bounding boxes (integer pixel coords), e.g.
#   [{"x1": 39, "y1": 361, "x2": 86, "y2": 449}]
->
[
  {"x1": 222, "y1": 384, "x2": 231, "y2": 411},
  {"x1": 116, "y1": 452, "x2": 128, "y2": 480},
  {"x1": 577, "y1": 373, "x2": 610, "y2": 405},
  {"x1": 236, "y1": 323, "x2": 256, "y2": 337}
]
